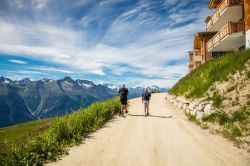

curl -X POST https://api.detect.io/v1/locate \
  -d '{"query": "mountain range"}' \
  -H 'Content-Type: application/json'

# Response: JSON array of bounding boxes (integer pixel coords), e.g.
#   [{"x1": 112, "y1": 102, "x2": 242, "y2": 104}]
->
[{"x1": 0, "y1": 76, "x2": 167, "y2": 127}]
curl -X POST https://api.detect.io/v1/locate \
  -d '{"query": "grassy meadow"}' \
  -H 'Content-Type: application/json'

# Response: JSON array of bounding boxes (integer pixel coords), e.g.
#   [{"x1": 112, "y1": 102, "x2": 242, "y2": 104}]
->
[{"x1": 0, "y1": 118, "x2": 55, "y2": 157}]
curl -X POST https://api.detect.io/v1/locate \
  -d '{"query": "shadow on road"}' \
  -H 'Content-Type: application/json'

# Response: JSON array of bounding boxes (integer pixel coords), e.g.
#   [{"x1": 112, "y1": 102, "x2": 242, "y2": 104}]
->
[{"x1": 127, "y1": 113, "x2": 173, "y2": 119}]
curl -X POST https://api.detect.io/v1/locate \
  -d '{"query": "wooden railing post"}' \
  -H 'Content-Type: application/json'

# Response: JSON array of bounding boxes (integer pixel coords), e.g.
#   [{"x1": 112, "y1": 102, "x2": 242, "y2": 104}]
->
[{"x1": 228, "y1": 22, "x2": 232, "y2": 35}]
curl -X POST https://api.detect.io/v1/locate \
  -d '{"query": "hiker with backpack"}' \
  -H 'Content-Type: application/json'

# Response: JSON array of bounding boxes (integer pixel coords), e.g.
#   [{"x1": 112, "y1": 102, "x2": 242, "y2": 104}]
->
[
  {"x1": 118, "y1": 84, "x2": 129, "y2": 116},
  {"x1": 142, "y1": 88, "x2": 151, "y2": 116}
]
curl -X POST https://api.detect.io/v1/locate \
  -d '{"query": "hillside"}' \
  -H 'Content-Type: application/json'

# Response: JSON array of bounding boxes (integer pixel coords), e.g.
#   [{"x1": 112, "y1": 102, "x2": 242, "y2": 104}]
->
[
  {"x1": 169, "y1": 50, "x2": 250, "y2": 98},
  {"x1": 0, "y1": 118, "x2": 55, "y2": 158},
  {"x1": 0, "y1": 98, "x2": 120, "y2": 165},
  {"x1": 167, "y1": 50, "x2": 250, "y2": 150}
]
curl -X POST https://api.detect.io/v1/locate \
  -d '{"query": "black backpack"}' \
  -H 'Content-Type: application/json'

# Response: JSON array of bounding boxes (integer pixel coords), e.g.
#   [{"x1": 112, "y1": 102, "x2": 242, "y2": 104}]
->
[
  {"x1": 119, "y1": 88, "x2": 128, "y2": 97},
  {"x1": 142, "y1": 92, "x2": 150, "y2": 100}
]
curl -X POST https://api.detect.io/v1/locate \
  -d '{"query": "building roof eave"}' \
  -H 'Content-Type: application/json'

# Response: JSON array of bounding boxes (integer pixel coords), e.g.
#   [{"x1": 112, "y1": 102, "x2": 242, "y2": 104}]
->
[{"x1": 208, "y1": 0, "x2": 222, "y2": 9}]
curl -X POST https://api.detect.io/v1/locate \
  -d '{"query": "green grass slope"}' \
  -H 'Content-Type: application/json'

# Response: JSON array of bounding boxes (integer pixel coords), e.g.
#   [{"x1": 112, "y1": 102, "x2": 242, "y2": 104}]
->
[
  {"x1": 169, "y1": 50, "x2": 250, "y2": 98},
  {"x1": 0, "y1": 118, "x2": 55, "y2": 157},
  {"x1": 0, "y1": 97, "x2": 120, "y2": 165}
]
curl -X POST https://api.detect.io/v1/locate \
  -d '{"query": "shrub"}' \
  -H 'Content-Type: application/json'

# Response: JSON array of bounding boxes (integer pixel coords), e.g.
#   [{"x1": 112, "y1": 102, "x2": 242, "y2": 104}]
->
[
  {"x1": 206, "y1": 93, "x2": 223, "y2": 108},
  {"x1": 202, "y1": 112, "x2": 231, "y2": 125},
  {"x1": 217, "y1": 113, "x2": 231, "y2": 125},
  {"x1": 227, "y1": 85, "x2": 236, "y2": 92},
  {"x1": 185, "y1": 113, "x2": 201, "y2": 125},
  {"x1": 231, "y1": 109, "x2": 247, "y2": 122},
  {"x1": 213, "y1": 94, "x2": 223, "y2": 108},
  {"x1": 202, "y1": 113, "x2": 218, "y2": 122}
]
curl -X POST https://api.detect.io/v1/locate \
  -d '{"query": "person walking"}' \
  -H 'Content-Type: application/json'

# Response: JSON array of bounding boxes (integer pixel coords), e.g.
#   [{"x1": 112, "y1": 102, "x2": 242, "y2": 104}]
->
[
  {"x1": 118, "y1": 84, "x2": 129, "y2": 116},
  {"x1": 142, "y1": 88, "x2": 151, "y2": 116}
]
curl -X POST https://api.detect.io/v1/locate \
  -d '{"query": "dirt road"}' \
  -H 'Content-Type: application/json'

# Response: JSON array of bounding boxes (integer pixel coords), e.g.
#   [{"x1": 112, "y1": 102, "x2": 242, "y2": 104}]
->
[{"x1": 48, "y1": 93, "x2": 250, "y2": 166}]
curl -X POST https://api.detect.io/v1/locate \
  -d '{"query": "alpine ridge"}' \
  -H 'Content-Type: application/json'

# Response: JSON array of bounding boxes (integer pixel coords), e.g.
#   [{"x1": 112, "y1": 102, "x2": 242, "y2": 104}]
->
[{"x1": 0, "y1": 76, "x2": 167, "y2": 127}]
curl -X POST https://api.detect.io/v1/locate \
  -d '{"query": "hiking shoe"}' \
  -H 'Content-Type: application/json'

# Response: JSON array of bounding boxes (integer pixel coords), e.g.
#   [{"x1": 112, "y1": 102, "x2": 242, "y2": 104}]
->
[{"x1": 147, "y1": 112, "x2": 149, "y2": 116}]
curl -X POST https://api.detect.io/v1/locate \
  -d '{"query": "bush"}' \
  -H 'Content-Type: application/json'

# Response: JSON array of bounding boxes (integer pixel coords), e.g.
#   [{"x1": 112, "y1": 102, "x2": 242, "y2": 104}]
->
[
  {"x1": 202, "y1": 113, "x2": 217, "y2": 123},
  {"x1": 0, "y1": 97, "x2": 120, "y2": 165},
  {"x1": 217, "y1": 113, "x2": 231, "y2": 125},
  {"x1": 232, "y1": 110, "x2": 247, "y2": 122},
  {"x1": 202, "y1": 109, "x2": 248, "y2": 146},
  {"x1": 202, "y1": 112, "x2": 231, "y2": 125},
  {"x1": 227, "y1": 85, "x2": 236, "y2": 92},
  {"x1": 222, "y1": 127, "x2": 242, "y2": 143},
  {"x1": 211, "y1": 93, "x2": 223, "y2": 108}
]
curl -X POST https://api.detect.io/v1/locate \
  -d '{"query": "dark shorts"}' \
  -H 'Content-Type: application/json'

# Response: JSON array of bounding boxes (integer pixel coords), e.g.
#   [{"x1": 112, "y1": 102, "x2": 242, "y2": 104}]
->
[{"x1": 120, "y1": 98, "x2": 128, "y2": 105}]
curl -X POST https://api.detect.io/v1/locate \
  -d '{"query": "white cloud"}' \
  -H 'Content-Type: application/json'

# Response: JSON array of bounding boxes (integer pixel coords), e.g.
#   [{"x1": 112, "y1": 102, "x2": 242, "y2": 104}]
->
[
  {"x1": 90, "y1": 69, "x2": 106, "y2": 76},
  {"x1": 17, "y1": 70, "x2": 45, "y2": 74},
  {"x1": 0, "y1": 0, "x2": 210, "y2": 87},
  {"x1": 8, "y1": 59, "x2": 28, "y2": 64},
  {"x1": 29, "y1": 66, "x2": 74, "y2": 74},
  {"x1": 80, "y1": 16, "x2": 93, "y2": 27},
  {"x1": 32, "y1": 0, "x2": 50, "y2": 9}
]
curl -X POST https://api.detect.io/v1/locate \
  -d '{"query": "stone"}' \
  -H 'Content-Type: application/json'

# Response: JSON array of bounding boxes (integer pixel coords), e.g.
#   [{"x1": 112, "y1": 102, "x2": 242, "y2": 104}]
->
[
  {"x1": 185, "y1": 108, "x2": 190, "y2": 115},
  {"x1": 183, "y1": 99, "x2": 190, "y2": 104},
  {"x1": 192, "y1": 101, "x2": 199, "y2": 107},
  {"x1": 189, "y1": 109, "x2": 197, "y2": 116},
  {"x1": 166, "y1": 93, "x2": 171, "y2": 100},
  {"x1": 178, "y1": 103, "x2": 183, "y2": 109},
  {"x1": 182, "y1": 104, "x2": 188, "y2": 111},
  {"x1": 187, "y1": 102, "x2": 195, "y2": 110},
  {"x1": 196, "y1": 111, "x2": 204, "y2": 120},
  {"x1": 196, "y1": 104, "x2": 205, "y2": 112},
  {"x1": 204, "y1": 104, "x2": 215, "y2": 116},
  {"x1": 173, "y1": 101, "x2": 178, "y2": 106},
  {"x1": 176, "y1": 96, "x2": 186, "y2": 104}
]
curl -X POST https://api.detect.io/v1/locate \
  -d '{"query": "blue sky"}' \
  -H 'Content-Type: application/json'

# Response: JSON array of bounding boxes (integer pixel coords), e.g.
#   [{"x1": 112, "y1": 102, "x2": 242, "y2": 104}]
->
[{"x1": 0, "y1": 0, "x2": 211, "y2": 88}]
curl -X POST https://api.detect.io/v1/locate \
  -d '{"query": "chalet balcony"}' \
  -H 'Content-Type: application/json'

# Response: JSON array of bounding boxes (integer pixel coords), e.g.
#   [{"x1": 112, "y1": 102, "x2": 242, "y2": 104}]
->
[
  {"x1": 207, "y1": 21, "x2": 245, "y2": 52},
  {"x1": 193, "y1": 50, "x2": 202, "y2": 62},
  {"x1": 206, "y1": 0, "x2": 243, "y2": 32}
]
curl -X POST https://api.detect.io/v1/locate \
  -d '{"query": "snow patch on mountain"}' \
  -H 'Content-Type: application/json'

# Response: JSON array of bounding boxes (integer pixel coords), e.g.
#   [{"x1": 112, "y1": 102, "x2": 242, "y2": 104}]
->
[{"x1": 78, "y1": 82, "x2": 92, "y2": 88}]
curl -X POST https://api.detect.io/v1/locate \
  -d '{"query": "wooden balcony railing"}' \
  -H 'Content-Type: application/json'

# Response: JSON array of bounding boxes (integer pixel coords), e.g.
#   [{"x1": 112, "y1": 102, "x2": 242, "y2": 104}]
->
[
  {"x1": 206, "y1": 0, "x2": 243, "y2": 30},
  {"x1": 206, "y1": 19, "x2": 213, "y2": 30},
  {"x1": 219, "y1": 24, "x2": 229, "y2": 39},
  {"x1": 211, "y1": 10, "x2": 220, "y2": 24},
  {"x1": 207, "y1": 40, "x2": 213, "y2": 50},
  {"x1": 213, "y1": 33, "x2": 221, "y2": 45},
  {"x1": 206, "y1": 21, "x2": 244, "y2": 50},
  {"x1": 230, "y1": 21, "x2": 244, "y2": 33},
  {"x1": 219, "y1": 0, "x2": 243, "y2": 13},
  {"x1": 218, "y1": 0, "x2": 229, "y2": 14},
  {"x1": 194, "y1": 50, "x2": 201, "y2": 56}
]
